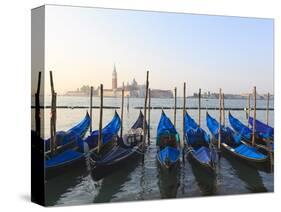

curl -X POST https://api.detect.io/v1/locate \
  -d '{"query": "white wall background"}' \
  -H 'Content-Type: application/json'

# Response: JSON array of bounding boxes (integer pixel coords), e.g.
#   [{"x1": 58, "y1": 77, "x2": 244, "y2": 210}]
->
[{"x1": 0, "y1": 0, "x2": 280, "y2": 211}]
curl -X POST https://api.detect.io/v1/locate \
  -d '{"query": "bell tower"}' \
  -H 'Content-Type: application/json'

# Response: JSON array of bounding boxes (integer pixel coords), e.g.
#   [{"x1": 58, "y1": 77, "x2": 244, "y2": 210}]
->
[{"x1": 112, "y1": 64, "x2": 117, "y2": 90}]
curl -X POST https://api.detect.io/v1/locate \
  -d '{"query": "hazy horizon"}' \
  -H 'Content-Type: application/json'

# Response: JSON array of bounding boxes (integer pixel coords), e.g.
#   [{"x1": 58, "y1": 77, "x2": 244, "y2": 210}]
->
[{"x1": 33, "y1": 5, "x2": 274, "y2": 96}]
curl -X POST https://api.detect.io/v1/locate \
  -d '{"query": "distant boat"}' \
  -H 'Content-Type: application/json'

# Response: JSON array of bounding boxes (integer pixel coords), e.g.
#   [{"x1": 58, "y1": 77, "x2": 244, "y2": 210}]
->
[
  {"x1": 184, "y1": 112, "x2": 216, "y2": 174},
  {"x1": 45, "y1": 112, "x2": 91, "y2": 152},
  {"x1": 90, "y1": 110, "x2": 146, "y2": 181},
  {"x1": 206, "y1": 112, "x2": 268, "y2": 169},
  {"x1": 248, "y1": 116, "x2": 274, "y2": 141},
  {"x1": 156, "y1": 111, "x2": 180, "y2": 169},
  {"x1": 228, "y1": 112, "x2": 273, "y2": 154}
]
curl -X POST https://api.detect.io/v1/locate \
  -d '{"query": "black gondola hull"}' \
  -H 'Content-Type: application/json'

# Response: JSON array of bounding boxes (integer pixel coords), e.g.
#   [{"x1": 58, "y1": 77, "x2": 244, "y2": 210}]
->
[
  {"x1": 45, "y1": 155, "x2": 86, "y2": 180},
  {"x1": 156, "y1": 154, "x2": 180, "y2": 171},
  {"x1": 91, "y1": 148, "x2": 142, "y2": 181},
  {"x1": 187, "y1": 151, "x2": 215, "y2": 175}
]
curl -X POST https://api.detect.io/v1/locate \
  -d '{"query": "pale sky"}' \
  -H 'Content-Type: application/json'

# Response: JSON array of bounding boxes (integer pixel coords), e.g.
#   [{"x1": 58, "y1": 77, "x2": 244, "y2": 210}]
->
[{"x1": 43, "y1": 5, "x2": 274, "y2": 96}]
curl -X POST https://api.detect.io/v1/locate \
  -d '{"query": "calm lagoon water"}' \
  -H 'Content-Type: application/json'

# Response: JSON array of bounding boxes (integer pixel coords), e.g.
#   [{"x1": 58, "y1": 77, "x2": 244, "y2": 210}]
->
[{"x1": 32, "y1": 96, "x2": 274, "y2": 206}]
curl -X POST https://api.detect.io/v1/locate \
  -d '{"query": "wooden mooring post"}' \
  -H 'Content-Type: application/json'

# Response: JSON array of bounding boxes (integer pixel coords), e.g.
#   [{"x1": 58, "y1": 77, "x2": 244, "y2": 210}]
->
[
  {"x1": 148, "y1": 88, "x2": 151, "y2": 143},
  {"x1": 35, "y1": 71, "x2": 41, "y2": 137},
  {"x1": 90, "y1": 86, "x2": 93, "y2": 133},
  {"x1": 198, "y1": 88, "x2": 201, "y2": 127},
  {"x1": 222, "y1": 93, "x2": 225, "y2": 126},
  {"x1": 174, "y1": 87, "x2": 177, "y2": 127},
  {"x1": 251, "y1": 86, "x2": 256, "y2": 146},
  {"x1": 143, "y1": 71, "x2": 149, "y2": 147},
  {"x1": 266, "y1": 92, "x2": 270, "y2": 125},
  {"x1": 218, "y1": 88, "x2": 222, "y2": 151},
  {"x1": 182, "y1": 82, "x2": 186, "y2": 161},
  {"x1": 98, "y1": 84, "x2": 103, "y2": 153},
  {"x1": 247, "y1": 93, "x2": 251, "y2": 127},
  {"x1": 265, "y1": 91, "x2": 272, "y2": 175},
  {"x1": 127, "y1": 95, "x2": 130, "y2": 112},
  {"x1": 49, "y1": 71, "x2": 57, "y2": 154},
  {"x1": 120, "y1": 87, "x2": 125, "y2": 138}
]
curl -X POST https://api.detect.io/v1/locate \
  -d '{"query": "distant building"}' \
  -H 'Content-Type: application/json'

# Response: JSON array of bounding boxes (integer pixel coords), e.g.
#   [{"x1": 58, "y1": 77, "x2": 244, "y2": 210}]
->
[
  {"x1": 191, "y1": 91, "x2": 274, "y2": 100},
  {"x1": 99, "y1": 65, "x2": 173, "y2": 98},
  {"x1": 151, "y1": 89, "x2": 173, "y2": 98},
  {"x1": 65, "y1": 64, "x2": 173, "y2": 98},
  {"x1": 112, "y1": 64, "x2": 117, "y2": 90},
  {"x1": 65, "y1": 85, "x2": 91, "y2": 96}
]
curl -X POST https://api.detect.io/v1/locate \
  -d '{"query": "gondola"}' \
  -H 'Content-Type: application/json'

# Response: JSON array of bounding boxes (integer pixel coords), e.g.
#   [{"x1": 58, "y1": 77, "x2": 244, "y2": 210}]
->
[
  {"x1": 90, "y1": 110, "x2": 146, "y2": 181},
  {"x1": 158, "y1": 162, "x2": 180, "y2": 199},
  {"x1": 184, "y1": 112, "x2": 216, "y2": 174},
  {"x1": 45, "y1": 112, "x2": 91, "y2": 153},
  {"x1": 45, "y1": 112, "x2": 120, "y2": 179},
  {"x1": 84, "y1": 111, "x2": 121, "y2": 151},
  {"x1": 206, "y1": 112, "x2": 268, "y2": 169},
  {"x1": 229, "y1": 112, "x2": 273, "y2": 155},
  {"x1": 156, "y1": 111, "x2": 180, "y2": 169},
  {"x1": 45, "y1": 135, "x2": 87, "y2": 179},
  {"x1": 249, "y1": 116, "x2": 274, "y2": 141}
]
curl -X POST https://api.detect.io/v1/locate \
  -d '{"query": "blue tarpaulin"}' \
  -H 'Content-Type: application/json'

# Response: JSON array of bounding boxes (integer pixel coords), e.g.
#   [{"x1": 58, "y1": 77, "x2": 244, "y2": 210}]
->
[
  {"x1": 229, "y1": 112, "x2": 252, "y2": 141},
  {"x1": 156, "y1": 111, "x2": 180, "y2": 166},
  {"x1": 45, "y1": 112, "x2": 91, "y2": 151},
  {"x1": 84, "y1": 111, "x2": 121, "y2": 149},
  {"x1": 234, "y1": 144, "x2": 267, "y2": 160},
  {"x1": 193, "y1": 146, "x2": 211, "y2": 164},
  {"x1": 249, "y1": 117, "x2": 274, "y2": 139},
  {"x1": 158, "y1": 146, "x2": 180, "y2": 164},
  {"x1": 184, "y1": 112, "x2": 210, "y2": 146},
  {"x1": 157, "y1": 111, "x2": 178, "y2": 136},
  {"x1": 94, "y1": 146, "x2": 137, "y2": 166},
  {"x1": 46, "y1": 149, "x2": 84, "y2": 168},
  {"x1": 206, "y1": 112, "x2": 241, "y2": 145}
]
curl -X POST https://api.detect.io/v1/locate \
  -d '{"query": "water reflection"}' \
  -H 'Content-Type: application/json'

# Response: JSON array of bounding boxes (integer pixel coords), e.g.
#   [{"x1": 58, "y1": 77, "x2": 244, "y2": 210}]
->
[
  {"x1": 157, "y1": 163, "x2": 180, "y2": 199},
  {"x1": 189, "y1": 161, "x2": 217, "y2": 196},
  {"x1": 45, "y1": 163, "x2": 89, "y2": 205},
  {"x1": 224, "y1": 154, "x2": 267, "y2": 193},
  {"x1": 93, "y1": 158, "x2": 141, "y2": 203}
]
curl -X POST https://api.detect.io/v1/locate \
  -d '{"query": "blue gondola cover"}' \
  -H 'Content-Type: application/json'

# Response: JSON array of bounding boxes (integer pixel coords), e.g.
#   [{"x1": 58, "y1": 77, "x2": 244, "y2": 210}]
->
[
  {"x1": 158, "y1": 146, "x2": 180, "y2": 164},
  {"x1": 206, "y1": 112, "x2": 241, "y2": 145},
  {"x1": 229, "y1": 112, "x2": 252, "y2": 141},
  {"x1": 193, "y1": 146, "x2": 212, "y2": 164},
  {"x1": 46, "y1": 149, "x2": 84, "y2": 168},
  {"x1": 157, "y1": 111, "x2": 179, "y2": 145},
  {"x1": 184, "y1": 112, "x2": 210, "y2": 146},
  {"x1": 249, "y1": 117, "x2": 274, "y2": 139},
  {"x1": 84, "y1": 112, "x2": 121, "y2": 149},
  {"x1": 234, "y1": 144, "x2": 267, "y2": 160},
  {"x1": 45, "y1": 112, "x2": 91, "y2": 151}
]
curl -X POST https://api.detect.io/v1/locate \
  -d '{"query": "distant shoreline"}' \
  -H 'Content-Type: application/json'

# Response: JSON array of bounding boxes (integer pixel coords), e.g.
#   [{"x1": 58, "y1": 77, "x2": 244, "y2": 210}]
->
[{"x1": 37, "y1": 94, "x2": 274, "y2": 100}]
